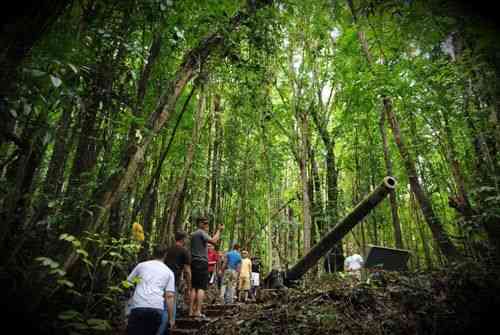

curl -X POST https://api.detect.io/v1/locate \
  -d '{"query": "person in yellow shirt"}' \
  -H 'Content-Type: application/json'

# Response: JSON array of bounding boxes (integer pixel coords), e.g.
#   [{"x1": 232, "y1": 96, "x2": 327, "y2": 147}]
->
[
  {"x1": 238, "y1": 250, "x2": 252, "y2": 302},
  {"x1": 132, "y1": 222, "x2": 145, "y2": 242}
]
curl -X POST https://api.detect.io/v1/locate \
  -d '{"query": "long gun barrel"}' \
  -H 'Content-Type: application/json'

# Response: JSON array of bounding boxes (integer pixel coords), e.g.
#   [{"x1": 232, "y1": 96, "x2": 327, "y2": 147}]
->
[{"x1": 283, "y1": 176, "x2": 397, "y2": 283}]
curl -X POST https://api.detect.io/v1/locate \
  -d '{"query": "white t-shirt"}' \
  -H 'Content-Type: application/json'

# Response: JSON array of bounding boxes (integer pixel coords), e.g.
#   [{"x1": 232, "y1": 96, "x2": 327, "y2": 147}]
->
[
  {"x1": 127, "y1": 259, "x2": 175, "y2": 310},
  {"x1": 344, "y1": 254, "x2": 364, "y2": 271},
  {"x1": 251, "y1": 272, "x2": 260, "y2": 286}
]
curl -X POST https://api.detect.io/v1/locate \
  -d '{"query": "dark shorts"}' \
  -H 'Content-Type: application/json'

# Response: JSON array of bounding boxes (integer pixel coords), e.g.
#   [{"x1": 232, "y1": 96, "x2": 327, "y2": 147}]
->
[
  {"x1": 191, "y1": 260, "x2": 209, "y2": 290},
  {"x1": 127, "y1": 307, "x2": 162, "y2": 335}
]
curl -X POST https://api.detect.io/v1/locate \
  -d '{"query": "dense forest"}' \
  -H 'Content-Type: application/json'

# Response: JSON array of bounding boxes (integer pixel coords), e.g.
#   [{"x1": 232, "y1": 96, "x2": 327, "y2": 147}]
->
[{"x1": 1, "y1": 0, "x2": 500, "y2": 334}]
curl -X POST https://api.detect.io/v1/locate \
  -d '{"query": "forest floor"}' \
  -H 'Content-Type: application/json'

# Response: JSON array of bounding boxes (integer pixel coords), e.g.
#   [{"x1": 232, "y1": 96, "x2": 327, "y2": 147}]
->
[{"x1": 201, "y1": 261, "x2": 500, "y2": 335}]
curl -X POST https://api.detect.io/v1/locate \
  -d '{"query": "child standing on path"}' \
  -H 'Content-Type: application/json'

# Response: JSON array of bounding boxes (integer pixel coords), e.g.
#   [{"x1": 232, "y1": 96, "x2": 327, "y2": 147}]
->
[
  {"x1": 250, "y1": 256, "x2": 261, "y2": 300},
  {"x1": 238, "y1": 250, "x2": 252, "y2": 303}
]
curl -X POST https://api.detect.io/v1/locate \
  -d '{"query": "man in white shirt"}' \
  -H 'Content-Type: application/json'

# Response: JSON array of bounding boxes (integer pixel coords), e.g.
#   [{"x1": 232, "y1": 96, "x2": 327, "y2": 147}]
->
[
  {"x1": 344, "y1": 253, "x2": 364, "y2": 280},
  {"x1": 126, "y1": 245, "x2": 176, "y2": 335}
]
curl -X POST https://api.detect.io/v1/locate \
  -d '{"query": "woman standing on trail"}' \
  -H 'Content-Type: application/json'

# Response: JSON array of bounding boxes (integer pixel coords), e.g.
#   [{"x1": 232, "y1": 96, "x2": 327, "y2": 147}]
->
[{"x1": 238, "y1": 250, "x2": 252, "y2": 302}]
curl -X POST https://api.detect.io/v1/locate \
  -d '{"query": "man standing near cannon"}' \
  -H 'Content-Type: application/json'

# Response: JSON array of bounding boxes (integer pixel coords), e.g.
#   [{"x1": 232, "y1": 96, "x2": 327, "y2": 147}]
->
[{"x1": 344, "y1": 253, "x2": 364, "y2": 280}]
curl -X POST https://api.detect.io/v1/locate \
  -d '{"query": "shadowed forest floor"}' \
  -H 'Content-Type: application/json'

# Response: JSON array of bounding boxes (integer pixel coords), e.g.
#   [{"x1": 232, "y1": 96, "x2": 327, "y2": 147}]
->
[
  {"x1": 196, "y1": 261, "x2": 499, "y2": 335},
  {"x1": 4, "y1": 257, "x2": 499, "y2": 334}
]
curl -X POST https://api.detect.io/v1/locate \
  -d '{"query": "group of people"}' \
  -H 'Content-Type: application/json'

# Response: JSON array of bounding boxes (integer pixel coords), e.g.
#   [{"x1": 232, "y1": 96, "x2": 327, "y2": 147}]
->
[
  {"x1": 218, "y1": 243, "x2": 261, "y2": 304},
  {"x1": 125, "y1": 216, "x2": 260, "y2": 335}
]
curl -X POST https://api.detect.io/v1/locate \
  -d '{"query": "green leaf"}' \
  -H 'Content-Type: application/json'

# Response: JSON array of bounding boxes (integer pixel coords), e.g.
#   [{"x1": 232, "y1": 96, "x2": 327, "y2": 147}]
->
[
  {"x1": 66, "y1": 289, "x2": 83, "y2": 297},
  {"x1": 109, "y1": 251, "x2": 123, "y2": 259},
  {"x1": 57, "y1": 279, "x2": 75, "y2": 288},
  {"x1": 50, "y1": 75, "x2": 62, "y2": 88},
  {"x1": 50, "y1": 268, "x2": 66, "y2": 276},
  {"x1": 81, "y1": 258, "x2": 93, "y2": 267},
  {"x1": 76, "y1": 249, "x2": 89, "y2": 258},
  {"x1": 108, "y1": 285, "x2": 124, "y2": 293},
  {"x1": 87, "y1": 319, "x2": 111, "y2": 331},
  {"x1": 60, "y1": 233, "x2": 75, "y2": 242},
  {"x1": 68, "y1": 322, "x2": 89, "y2": 330},
  {"x1": 58, "y1": 310, "x2": 81, "y2": 321},
  {"x1": 121, "y1": 280, "x2": 134, "y2": 288},
  {"x1": 485, "y1": 196, "x2": 500, "y2": 203},
  {"x1": 478, "y1": 186, "x2": 495, "y2": 193},
  {"x1": 36, "y1": 257, "x2": 60, "y2": 269},
  {"x1": 68, "y1": 63, "x2": 78, "y2": 74},
  {"x1": 31, "y1": 69, "x2": 46, "y2": 77}
]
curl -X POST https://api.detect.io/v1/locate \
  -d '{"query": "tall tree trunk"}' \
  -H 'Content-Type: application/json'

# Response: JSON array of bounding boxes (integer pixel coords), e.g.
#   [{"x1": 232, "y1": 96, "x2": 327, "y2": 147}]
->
[
  {"x1": 84, "y1": 9, "x2": 258, "y2": 239},
  {"x1": 310, "y1": 149, "x2": 323, "y2": 244},
  {"x1": 138, "y1": 182, "x2": 159, "y2": 261},
  {"x1": 61, "y1": 95, "x2": 102, "y2": 240},
  {"x1": 210, "y1": 94, "x2": 223, "y2": 231},
  {"x1": 297, "y1": 110, "x2": 312, "y2": 254},
  {"x1": 0, "y1": 109, "x2": 48, "y2": 252},
  {"x1": 310, "y1": 101, "x2": 341, "y2": 260},
  {"x1": 347, "y1": 0, "x2": 459, "y2": 261},
  {"x1": 161, "y1": 88, "x2": 206, "y2": 244},
  {"x1": 63, "y1": 54, "x2": 120, "y2": 237},
  {"x1": 411, "y1": 191, "x2": 433, "y2": 269},
  {"x1": 66, "y1": 96, "x2": 100, "y2": 192},
  {"x1": 380, "y1": 106, "x2": 404, "y2": 249},
  {"x1": 205, "y1": 113, "x2": 213, "y2": 214},
  {"x1": 30, "y1": 106, "x2": 74, "y2": 226},
  {"x1": 238, "y1": 143, "x2": 250, "y2": 246},
  {"x1": 108, "y1": 197, "x2": 122, "y2": 238},
  {"x1": 441, "y1": 111, "x2": 475, "y2": 218},
  {"x1": 61, "y1": 0, "x2": 274, "y2": 271},
  {"x1": 130, "y1": 86, "x2": 196, "y2": 225},
  {"x1": 384, "y1": 98, "x2": 460, "y2": 261}
]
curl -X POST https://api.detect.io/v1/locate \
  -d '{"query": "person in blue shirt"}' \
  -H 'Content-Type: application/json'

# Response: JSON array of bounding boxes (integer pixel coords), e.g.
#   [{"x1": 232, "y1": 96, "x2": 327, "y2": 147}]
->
[{"x1": 219, "y1": 243, "x2": 241, "y2": 304}]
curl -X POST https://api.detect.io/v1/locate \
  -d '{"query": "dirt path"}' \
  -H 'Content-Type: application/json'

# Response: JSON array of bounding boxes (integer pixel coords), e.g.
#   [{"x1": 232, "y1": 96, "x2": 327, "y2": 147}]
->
[{"x1": 172, "y1": 304, "x2": 239, "y2": 335}]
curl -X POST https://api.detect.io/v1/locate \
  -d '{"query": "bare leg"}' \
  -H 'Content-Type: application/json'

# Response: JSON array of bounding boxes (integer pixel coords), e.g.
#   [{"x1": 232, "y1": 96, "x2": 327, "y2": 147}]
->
[
  {"x1": 189, "y1": 288, "x2": 196, "y2": 316},
  {"x1": 242, "y1": 290, "x2": 248, "y2": 302},
  {"x1": 220, "y1": 284, "x2": 226, "y2": 303},
  {"x1": 196, "y1": 289, "x2": 205, "y2": 316}
]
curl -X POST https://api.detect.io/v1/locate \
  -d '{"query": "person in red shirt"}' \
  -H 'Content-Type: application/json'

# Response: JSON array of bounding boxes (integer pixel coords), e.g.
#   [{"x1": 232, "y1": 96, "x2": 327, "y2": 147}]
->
[
  {"x1": 207, "y1": 243, "x2": 219, "y2": 285},
  {"x1": 216, "y1": 250, "x2": 225, "y2": 290}
]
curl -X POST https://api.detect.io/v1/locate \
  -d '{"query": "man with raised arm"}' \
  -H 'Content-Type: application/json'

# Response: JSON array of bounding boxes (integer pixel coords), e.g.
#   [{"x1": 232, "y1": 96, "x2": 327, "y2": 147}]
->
[{"x1": 189, "y1": 216, "x2": 223, "y2": 318}]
